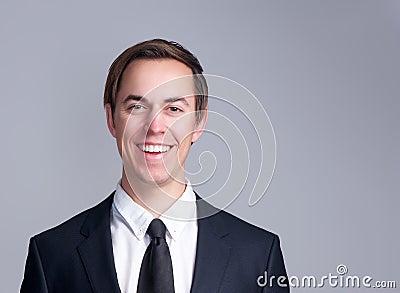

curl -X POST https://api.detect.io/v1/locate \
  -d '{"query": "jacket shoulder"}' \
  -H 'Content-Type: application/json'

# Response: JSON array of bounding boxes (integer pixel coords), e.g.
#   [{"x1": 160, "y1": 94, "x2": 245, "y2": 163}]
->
[{"x1": 216, "y1": 209, "x2": 278, "y2": 243}]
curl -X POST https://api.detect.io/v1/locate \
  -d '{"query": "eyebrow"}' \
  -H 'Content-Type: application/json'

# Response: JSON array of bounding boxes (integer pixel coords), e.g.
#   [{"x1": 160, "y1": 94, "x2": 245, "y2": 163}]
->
[
  {"x1": 122, "y1": 95, "x2": 143, "y2": 104},
  {"x1": 164, "y1": 97, "x2": 190, "y2": 106},
  {"x1": 122, "y1": 95, "x2": 189, "y2": 106}
]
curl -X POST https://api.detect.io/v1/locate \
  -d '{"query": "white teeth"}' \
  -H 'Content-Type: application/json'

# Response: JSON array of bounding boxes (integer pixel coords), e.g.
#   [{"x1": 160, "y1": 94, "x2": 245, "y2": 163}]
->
[{"x1": 140, "y1": 145, "x2": 171, "y2": 153}]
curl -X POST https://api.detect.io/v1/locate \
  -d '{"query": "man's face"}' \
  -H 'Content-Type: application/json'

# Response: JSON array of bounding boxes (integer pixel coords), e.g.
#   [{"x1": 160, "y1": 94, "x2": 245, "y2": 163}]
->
[{"x1": 106, "y1": 59, "x2": 206, "y2": 189}]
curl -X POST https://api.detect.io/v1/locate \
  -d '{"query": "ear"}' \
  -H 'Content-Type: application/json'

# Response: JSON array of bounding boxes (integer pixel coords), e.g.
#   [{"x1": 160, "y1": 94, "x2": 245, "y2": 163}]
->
[
  {"x1": 105, "y1": 103, "x2": 117, "y2": 138},
  {"x1": 191, "y1": 107, "x2": 208, "y2": 143}
]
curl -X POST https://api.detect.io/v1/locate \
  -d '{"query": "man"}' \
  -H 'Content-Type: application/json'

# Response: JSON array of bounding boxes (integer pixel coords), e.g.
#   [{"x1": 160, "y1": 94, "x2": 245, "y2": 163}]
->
[{"x1": 21, "y1": 39, "x2": 289, "y2": 292}]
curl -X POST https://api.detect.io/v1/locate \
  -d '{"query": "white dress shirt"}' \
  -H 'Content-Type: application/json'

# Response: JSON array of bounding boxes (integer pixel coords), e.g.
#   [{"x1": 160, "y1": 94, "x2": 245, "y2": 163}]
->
[{"x1": 110, "y1": 182, "x2": 198, "y2": 293}]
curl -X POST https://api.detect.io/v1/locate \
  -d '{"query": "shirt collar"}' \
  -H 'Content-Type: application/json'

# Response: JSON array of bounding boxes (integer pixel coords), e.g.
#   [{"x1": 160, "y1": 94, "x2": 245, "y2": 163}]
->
[
  {"x1": 160, "y1": 183, "x2": 196, "y2": 241},
  {"x1": 113, "y1": 181, "x2": 197, "y2": 242}
]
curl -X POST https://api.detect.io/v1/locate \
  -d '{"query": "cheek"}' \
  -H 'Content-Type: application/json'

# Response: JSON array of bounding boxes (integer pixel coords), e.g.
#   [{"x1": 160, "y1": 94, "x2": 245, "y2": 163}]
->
[
  {"x1": 116, "y1": 113, "x2": 143, "y2": 138},
  {"x1": 177, "y1": 135, "x2": 193, "y2": 164},
  {"x1": 167, "y1": 114, "x2": 197, "y2": 142},
  {"x1": 169, "y1": 125, "x2": 197, "y2": 145}
]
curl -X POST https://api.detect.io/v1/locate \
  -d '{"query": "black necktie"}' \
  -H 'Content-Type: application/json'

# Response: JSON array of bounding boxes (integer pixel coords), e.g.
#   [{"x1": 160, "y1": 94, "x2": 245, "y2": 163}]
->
[{"x1": 137, "y1": 218, "x2": 175, "y2": 293}]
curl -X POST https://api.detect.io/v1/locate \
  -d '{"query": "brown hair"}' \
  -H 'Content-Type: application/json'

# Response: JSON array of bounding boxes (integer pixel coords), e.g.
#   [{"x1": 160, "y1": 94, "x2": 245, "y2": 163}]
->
[{"x1": 103, "y1": 39, "x2": 208, "y2": 123}]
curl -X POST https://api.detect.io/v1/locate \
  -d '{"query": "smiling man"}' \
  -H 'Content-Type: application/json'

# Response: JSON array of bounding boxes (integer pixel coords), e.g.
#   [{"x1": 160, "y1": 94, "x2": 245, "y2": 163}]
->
[
  {"x1": 21, "y1": 39, "x2": 289, "y2": 293},
  {"x1": 107, "y1": 57, "x2": 206, "y2": 217}
]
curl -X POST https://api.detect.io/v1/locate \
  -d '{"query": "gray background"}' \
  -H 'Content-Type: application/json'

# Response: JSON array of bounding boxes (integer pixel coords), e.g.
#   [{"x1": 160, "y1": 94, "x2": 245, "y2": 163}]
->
[{"x1": 1, "y1": 0, "x2": 399, "y2": 292}]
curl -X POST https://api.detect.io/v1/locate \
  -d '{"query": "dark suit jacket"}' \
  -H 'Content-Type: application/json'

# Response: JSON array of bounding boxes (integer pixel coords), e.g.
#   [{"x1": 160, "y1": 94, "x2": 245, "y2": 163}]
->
[{"x1": 21, "y1": 192, "x2": 289, "y2": 292}]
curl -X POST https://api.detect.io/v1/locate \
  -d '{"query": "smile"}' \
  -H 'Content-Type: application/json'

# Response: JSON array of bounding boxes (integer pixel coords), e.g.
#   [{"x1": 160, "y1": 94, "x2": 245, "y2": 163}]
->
[{"x1": 138, "y1": 144, "x2": 171, "y2": 153}]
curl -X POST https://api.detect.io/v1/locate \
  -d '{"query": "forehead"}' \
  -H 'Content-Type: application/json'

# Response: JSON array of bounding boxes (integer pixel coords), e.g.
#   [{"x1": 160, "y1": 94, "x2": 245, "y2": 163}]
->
[{"x1": 117, "y1": 59, "x2": 194, "y2": 100}]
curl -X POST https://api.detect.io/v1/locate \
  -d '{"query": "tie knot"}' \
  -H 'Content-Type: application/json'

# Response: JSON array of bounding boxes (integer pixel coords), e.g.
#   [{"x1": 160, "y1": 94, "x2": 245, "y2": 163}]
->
[{"x1": 147, "y1": 218, "x2": 167, "y2": 239}]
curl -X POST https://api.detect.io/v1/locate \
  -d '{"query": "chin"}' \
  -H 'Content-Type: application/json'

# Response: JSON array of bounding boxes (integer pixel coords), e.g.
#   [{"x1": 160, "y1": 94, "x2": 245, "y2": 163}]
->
[{"x1": 138, "y1": 170, "x2": 172, "y2": 186}]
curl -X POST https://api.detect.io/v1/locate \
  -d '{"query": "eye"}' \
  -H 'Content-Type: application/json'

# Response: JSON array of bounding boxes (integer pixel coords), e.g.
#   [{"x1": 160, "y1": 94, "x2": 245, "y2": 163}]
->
[
  {"x1": 169, "y1": 106, "x2": 182, "y2": 112},
  {"x1": 128, "y1": 104, "x2": 145, "y2": 111}
]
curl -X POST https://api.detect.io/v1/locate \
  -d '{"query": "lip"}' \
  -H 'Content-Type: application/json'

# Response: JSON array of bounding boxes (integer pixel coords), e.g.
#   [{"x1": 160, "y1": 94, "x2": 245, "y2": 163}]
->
[
  {"x1": 140, "y1": 141, "x2": 172, "y2": 146},
  {"x1": 136, "y1": 143, "x2": 173, "y2": 162},
  {"x1": 136, "y1": 142, "x2": 172, "y2": 150},
  {"x1": 138, "y1": 142, "x2": 172, "y2": 146}
]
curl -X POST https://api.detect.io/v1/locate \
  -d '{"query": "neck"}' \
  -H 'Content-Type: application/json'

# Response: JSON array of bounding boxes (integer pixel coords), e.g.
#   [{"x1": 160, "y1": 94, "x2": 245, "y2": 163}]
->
[{"x1": 120, "y1": 170, "x2": 186, "y2": 217}]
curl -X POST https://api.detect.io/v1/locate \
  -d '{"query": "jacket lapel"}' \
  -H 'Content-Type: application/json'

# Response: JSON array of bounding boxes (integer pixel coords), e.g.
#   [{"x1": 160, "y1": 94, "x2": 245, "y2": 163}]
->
[
  {"x1": 77, "y1": 194, "x2": 121, "y2": 293},
  {"x1": 190, "y1": 197, "x2": 232, "y2": 293}
]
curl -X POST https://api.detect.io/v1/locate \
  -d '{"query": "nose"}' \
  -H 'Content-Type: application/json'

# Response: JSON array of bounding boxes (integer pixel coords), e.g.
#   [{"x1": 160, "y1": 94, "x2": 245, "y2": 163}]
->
[{"x1": 145, "y1": 111, "x2": 167, "y2": 134}]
